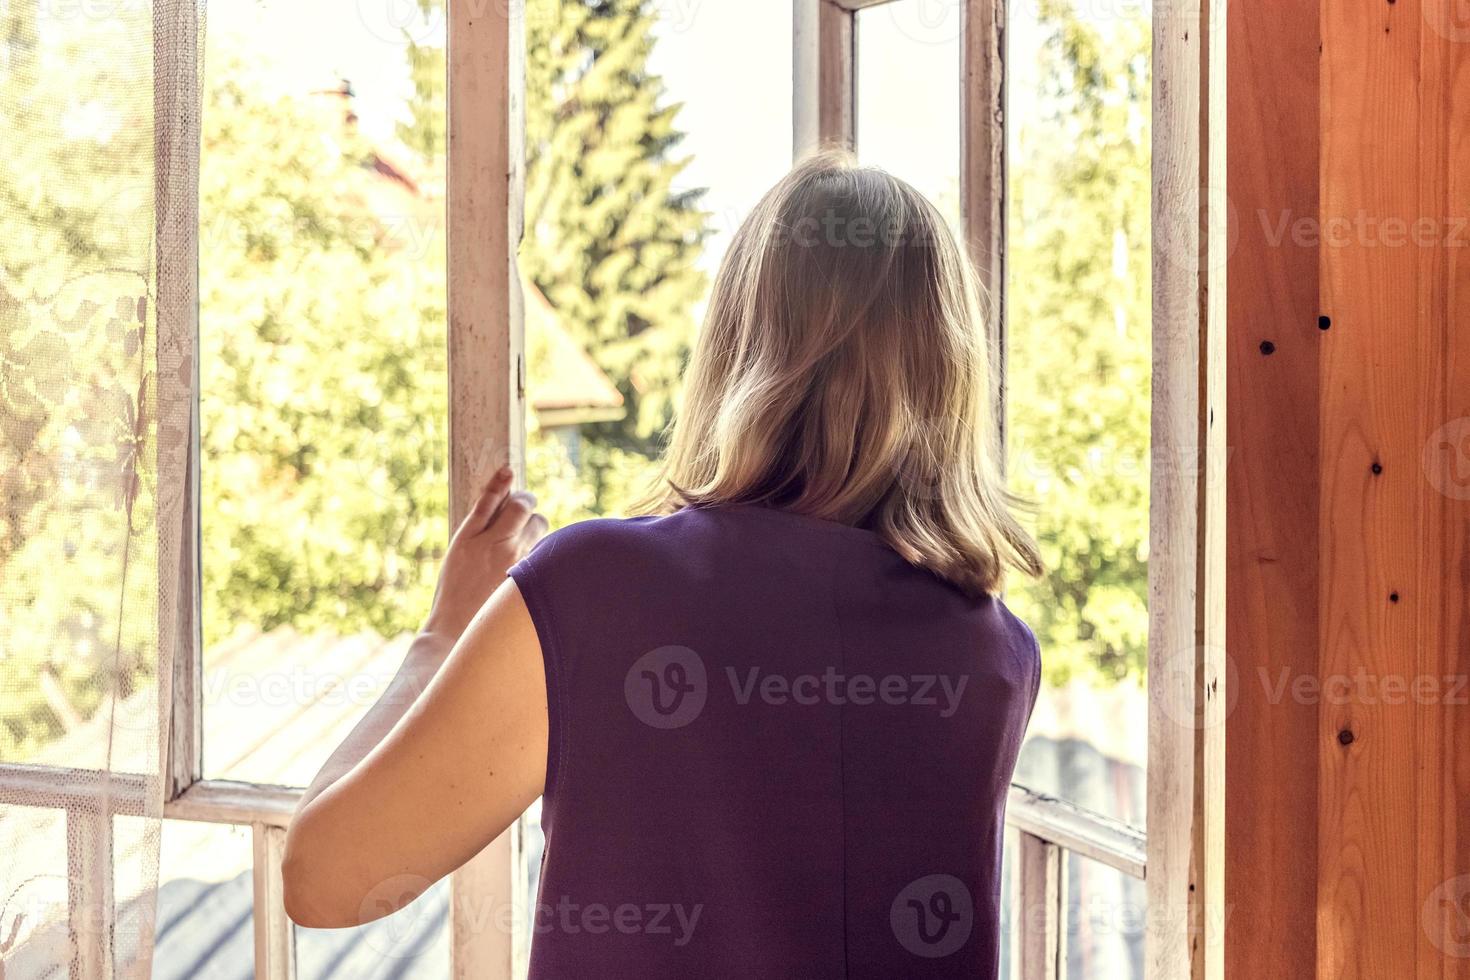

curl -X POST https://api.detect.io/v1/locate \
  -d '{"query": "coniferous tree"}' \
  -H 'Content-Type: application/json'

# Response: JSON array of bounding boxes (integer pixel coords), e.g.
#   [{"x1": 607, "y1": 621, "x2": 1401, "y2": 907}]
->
[
  {"x1": 521, "y1": 0, "x2": 708, "y2": 449},
  {"x1": 401, "y1": 0, "x2": 708, "y2": 511}
]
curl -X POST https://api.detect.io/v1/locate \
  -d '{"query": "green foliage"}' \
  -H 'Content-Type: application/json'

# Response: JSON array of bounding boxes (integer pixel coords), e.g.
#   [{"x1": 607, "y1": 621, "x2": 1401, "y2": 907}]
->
[
  {"x1": 392, "y1": 0, "x2": 707, "y2": 518},
  {"x1": 0, "y1": 0, "x2": 1152, "y2": 763},
  {"x1": 197, "y1": 52, "x2": 450, "y2": 645},
  {"x1": 521, "y1": 0, "x2": 709, "y2": 454},
  {"x1": 1005, "y1": 0, "x2": 1152, "y2": 683},
  {"x1": 197, "y1": 0, "x2": 709, "y2": 637},
  {"x1": 0, "y1": 2, "x2": 166, "y2": 759},
  {"x1": 397, "y1": 0, "x2": 447, "y2": 160}
]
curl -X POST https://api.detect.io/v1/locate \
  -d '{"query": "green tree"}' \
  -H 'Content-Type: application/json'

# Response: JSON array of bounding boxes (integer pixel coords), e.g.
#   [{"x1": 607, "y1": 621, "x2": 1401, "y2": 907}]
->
[
  {"x1": 397, "y1": 0, "x2": 708, "y2": 515},
  {"x1": 196, "y1": 48, "x2": 450, "y2": 644},
  {"x1": 522, "y1": 0, "x2": 708, "y2": 450},
  {"x1": 397, "y1": 1, "x2": 446, "y2": 160},
  {"x1": 1, "y1": 2, "x2": 167, "y2": 759},
  {"x1": 1006, "y1": 0, "x2": 1152, "y2": 683}
]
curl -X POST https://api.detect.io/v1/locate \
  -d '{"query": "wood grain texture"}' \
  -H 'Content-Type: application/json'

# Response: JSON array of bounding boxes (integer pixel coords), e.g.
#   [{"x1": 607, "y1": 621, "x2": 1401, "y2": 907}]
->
[
  {"x1": 251, "y1": 823, "x2": 296, "y2": 980},
  {"x1": 447, "y1": 1, "x2": 526, "y2": 977},
  {"x1": 1414, "y1": 4, "x2": 1470, "y2": 979},
  {"x1": 1228, "y1": 0, "x2": 1470, "y2": 975},
  {"x1": 1147, "y1": 0, "x2": 1227, "y2": 977},
  {"x1": 1318, "y1": 0, "x2": 1424, "y2": 975},
  {"x1": 960, "y1": 0, "x2": 1007, "y2": 446},
  {"x1": 1224, "y1": 0, "x2": 1322, "y2": 975}
]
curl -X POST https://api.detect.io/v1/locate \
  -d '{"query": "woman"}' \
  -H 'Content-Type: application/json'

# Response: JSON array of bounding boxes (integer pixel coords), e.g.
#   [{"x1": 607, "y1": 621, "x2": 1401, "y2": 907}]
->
[{"x1": 283, "y1": 152, "x2": 1043, "y2": 978}]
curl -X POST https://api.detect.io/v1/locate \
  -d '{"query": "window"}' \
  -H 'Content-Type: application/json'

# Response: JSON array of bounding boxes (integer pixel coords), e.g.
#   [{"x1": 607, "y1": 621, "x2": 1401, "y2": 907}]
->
[
  {"x1": 1005, "y1": 0, "x2": 1151, "y2": 828},
  {"x1": 153, "y1": 822, "x2": 257, "y2": 977},
  {"x1": 198, "y1": 3, "x2": 451, "y2": 797},
  {"x1": 0, "y1": 0, "x2": 1223, "y2": 976},
  {"x1": 523, "y1": 0, "x2": 794, "y2": 529},
  {"x1": 855, "y1": 0, "x2": 963, "y2": 235}
]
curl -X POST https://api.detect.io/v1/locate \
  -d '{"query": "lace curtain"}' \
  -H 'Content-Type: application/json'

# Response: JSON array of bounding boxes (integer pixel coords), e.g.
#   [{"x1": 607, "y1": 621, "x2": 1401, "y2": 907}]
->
[{"x1": 1, "y1": 1, "x2": 203, "y2": 976}]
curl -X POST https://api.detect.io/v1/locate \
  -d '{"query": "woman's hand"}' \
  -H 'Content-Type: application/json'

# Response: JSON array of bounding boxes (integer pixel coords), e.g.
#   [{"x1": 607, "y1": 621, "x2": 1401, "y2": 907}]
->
[
  {"x1": 423, "y1": 466, "x2": 548, "y2": 642},
  {"x1": 285, "y1": 467, "x2": 550, "y2": 926}
]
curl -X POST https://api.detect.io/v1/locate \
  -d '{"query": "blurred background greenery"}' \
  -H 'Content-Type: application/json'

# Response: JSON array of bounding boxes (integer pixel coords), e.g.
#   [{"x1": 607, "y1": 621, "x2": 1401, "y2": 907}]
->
[{"x1": 0, "y1": 0, "x2": 1148, "y2": 762}]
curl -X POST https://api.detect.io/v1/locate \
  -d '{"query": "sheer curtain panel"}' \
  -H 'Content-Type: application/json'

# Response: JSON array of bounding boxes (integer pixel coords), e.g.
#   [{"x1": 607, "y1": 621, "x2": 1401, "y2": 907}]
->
[{"x1": 0, "y1": 1, "x2": 204, "y2": 976}]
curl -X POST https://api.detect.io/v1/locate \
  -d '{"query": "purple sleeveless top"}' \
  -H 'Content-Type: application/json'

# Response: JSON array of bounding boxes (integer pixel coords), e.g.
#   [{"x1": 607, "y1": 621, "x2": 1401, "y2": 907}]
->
[{"x1": 508, "y1": 504, "x2": 1040, "y2": 979}]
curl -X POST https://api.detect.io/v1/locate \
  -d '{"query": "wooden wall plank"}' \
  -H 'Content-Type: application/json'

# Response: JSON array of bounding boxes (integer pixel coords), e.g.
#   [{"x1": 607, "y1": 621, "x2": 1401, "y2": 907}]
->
[
  {"x1": 1414, "y1": 6, "x2": 1450, "y2": 978},
  {"x1": 1229, "y1": 0, "x2": 1470, "y2": 973},
  {"x1": 1223, "y1": 0, "x2": 1321, "y2": 974},
  {"x1": 447, "y1": 0, "x2": 526, "y2": 977},
  {"x1": 1438, "y1": 17, "x2": 1470, "y2": 978},
  {"x1": 1316, "y1": 0, "x2": 1425, "y2": 974},
  {"x1": 1415, "y1": 4, "x2": 1470, "y2": 978}
]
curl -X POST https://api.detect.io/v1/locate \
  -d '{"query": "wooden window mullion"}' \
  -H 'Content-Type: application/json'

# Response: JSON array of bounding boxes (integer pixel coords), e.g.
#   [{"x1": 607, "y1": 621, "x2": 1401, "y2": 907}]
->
[
  {"x1": 960, "y1": 0, "x2": 1008, "y2": 454},
  {"x1": 251, "y1": 823, "x2": 296, "y2": 980},
  {"x1": 795, "y1": 0, "x2": 857, "y2": 158},
  {"x1": 446, "y1": 0, "x2": 528, "y2": 976},
  {"x1": 1146, "y1": 0, "x2": 1227, "y2": 976}
]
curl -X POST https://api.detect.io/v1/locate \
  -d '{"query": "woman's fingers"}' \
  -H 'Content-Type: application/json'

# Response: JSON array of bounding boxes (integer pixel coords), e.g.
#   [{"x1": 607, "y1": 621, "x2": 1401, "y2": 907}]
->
[
  {"x1": 522, "y1": 512, "x2": 550, "y2": 548},
  {"x1": 460, "y1": 466, "x2": 514, "y2": 538},
  {"x1": 454, "y1": 469, "x2": 545, "y2": 550},
  {"x1": 489, "y1": 491, "x2": 538, "y2": 539}
]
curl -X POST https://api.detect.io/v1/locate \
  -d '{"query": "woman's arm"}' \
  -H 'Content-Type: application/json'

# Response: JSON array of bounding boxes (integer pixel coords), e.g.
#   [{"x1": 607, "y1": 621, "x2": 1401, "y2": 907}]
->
[{"x1": 282, "y1": 467, "x2": 550, "y2": 928}]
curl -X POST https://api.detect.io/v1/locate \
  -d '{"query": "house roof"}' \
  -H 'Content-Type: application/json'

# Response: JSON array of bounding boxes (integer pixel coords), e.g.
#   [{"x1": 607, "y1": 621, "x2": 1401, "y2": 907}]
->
[
  {"x1": 311, "y1": 84, "x2": 626, "y2": 431},
  {"x1": 523, "y1": 280, "x2": 626, "y2": 427}
]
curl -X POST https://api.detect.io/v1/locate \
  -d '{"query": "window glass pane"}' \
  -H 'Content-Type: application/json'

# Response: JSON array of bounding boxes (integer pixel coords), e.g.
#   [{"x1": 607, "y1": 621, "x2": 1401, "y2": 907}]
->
[
  {"x1": 855, "y1": 0, "x2": 962, "y2": 235},
  {"x1": 1006, "y1": 0, "x2": 1151, "y2": 827},
  {"x1": 198, "y1": 3, "x2": 449, "y2": 784},
  {"x1": 1064, "y1": 853, "x2": 1145, "y2": 979},
  {"x1": 524, "y1": 0, "x2": 794, "y2": 526},
  {"x1": 0, "y1": 813, "x2": 173, "y2": 974},
  {"x1": 0, "y1": 2, "x2": 161, "y2": 770},
  {"x1": 0, "y1": 812, "x2": 71, "y2": 971},
  {"x1": 152, "y1": 822, "x2": 255, "y2": 978}
]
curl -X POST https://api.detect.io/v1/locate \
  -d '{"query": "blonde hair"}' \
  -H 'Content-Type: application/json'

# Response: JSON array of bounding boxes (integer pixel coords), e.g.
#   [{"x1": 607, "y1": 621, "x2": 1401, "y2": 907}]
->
[{"x1": 645, "y1": 151, "x2": 1042, "y2": 597}]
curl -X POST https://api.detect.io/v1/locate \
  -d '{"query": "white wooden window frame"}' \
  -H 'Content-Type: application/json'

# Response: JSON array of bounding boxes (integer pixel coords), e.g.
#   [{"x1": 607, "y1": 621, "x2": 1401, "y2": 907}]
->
[{"x1": 0, "y1": 0, "x2": 1222, "y2": 977}]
